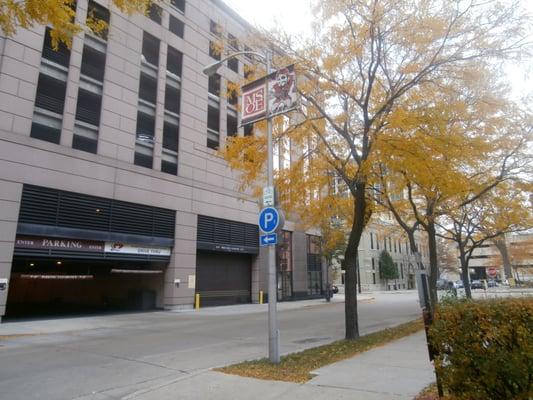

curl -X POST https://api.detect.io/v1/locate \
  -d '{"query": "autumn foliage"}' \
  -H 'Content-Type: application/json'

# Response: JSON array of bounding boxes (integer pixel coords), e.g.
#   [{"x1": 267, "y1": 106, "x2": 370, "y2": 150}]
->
[
  {"x1": 0, "y1": 0, "x2": 155, "y2": 47},
  {"x1": 429, "y1": 298, "x2": 533, "y2": 400}
]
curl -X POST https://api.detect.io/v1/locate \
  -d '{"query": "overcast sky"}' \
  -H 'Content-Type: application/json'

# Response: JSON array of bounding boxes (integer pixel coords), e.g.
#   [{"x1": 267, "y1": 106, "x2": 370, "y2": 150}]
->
[{"x1": 223, "y1": 0, "x2": 532, "y2": 100}]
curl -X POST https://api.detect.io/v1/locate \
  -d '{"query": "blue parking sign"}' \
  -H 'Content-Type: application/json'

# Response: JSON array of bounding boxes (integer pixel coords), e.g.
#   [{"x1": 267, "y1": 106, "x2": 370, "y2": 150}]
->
[
  {"x1": 260, "y1": 233, "x2": 277, "y2": 246},
  {"x1": 258, "y1": 207, "x2": 279, "y2": 233}
]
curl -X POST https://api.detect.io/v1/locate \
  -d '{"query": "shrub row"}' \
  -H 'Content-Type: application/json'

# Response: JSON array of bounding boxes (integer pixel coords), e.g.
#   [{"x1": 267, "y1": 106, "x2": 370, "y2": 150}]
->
[{"x1": 429, "y1": 298, "x2": 532, "y2": 400}]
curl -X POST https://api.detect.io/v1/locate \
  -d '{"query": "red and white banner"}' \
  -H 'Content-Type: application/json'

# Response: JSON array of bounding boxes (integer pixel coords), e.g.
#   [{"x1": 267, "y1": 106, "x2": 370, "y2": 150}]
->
[{"x1": 241, "y1": 64, "x2": 298, "y2": 125}]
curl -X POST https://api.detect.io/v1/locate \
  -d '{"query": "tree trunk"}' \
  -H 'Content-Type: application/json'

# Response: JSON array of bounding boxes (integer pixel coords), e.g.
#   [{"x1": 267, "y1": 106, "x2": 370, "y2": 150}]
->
[
  {"x1": 344, "y1": 184, "x2": 366, "y2": 340},
  {"x1": 426, "y1": 221, "x2": 439, "y2": 310},
  {"x1": 458, "y1": 249, "x2": 472, "y2": 299},
  {"x1": 492, "y1": 237, "x2": 512, "y2": 280}
]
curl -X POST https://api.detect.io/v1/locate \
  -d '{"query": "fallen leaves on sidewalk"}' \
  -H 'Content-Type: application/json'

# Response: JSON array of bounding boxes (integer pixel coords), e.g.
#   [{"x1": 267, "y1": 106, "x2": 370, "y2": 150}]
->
[{"x1": 215, "y1": 319, "x2": 423, "y2": 383}]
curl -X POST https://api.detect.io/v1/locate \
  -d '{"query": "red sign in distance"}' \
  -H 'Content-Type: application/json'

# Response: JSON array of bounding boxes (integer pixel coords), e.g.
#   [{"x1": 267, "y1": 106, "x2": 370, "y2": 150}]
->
[{"x1": 487, "y1": 267, "x2": 498, "y2": 278}]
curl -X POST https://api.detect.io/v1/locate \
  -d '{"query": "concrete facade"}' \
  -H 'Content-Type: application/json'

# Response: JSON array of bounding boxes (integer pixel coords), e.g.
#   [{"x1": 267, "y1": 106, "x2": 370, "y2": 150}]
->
[
  {"x1": 335, "y1": 215, "x2": 430, "y2": 292},
  {"x1": 0, "y1": 0, "x2": 324, "y2": 320}
]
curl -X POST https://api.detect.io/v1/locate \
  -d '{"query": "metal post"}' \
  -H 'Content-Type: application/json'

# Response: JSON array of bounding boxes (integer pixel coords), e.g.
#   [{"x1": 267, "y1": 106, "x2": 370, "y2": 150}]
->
[{"x1": 265, "y1": 50, "x2": 280, "y2": 364}]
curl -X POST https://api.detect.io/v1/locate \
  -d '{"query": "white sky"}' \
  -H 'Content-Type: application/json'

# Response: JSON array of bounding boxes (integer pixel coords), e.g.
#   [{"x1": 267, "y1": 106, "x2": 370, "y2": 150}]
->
[{"x1": 224, "y1": 0, "x2": 532, "y2": 101}]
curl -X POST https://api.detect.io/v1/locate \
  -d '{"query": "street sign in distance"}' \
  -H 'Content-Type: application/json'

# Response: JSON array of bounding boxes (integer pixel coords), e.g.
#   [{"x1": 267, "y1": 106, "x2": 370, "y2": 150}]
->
[
  {"x1": 260, "y1": 233, "x2": 277, "y2": 246},
  {"x1": 263, "y1": 186, "x2": 274, "y2": 207},
  {"x1": 487, "y1": 267, "x2": 498, "y2": 278},
  {"x1": 259, "y1": 207, "x2": 280, "y2": 233}
]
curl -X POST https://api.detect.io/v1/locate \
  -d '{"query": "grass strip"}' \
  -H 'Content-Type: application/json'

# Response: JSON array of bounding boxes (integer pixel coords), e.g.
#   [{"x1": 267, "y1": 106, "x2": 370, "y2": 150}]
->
[{"x1": 216, "y1": 319, "x2": 423, "y2": 383}]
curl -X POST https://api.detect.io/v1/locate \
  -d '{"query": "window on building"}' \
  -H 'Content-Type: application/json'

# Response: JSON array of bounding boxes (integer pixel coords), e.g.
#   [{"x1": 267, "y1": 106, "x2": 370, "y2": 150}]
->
[
  {"x1": 148, "y1": 2, "x2": 162, "y2": 24},
  {"x1": 34, "y1": 74, "x2": 67, "y2": 115},
  {"x1": 370, "y1": 232, "x2": 374, "y2": 249},
  {"x1": 72, "y1": 124, "x2": 98, "y2": 154},
  {"x1": 244, "y1": 45, "x2": 254, "y2": 61},
  {"x1": 207, "y1": 105, "x2": 220, "y2": 149},
  {"x1": 209, "y1": 41, "x2": 221, "y2": 60},
  {"x1": 243, "y1": 123, "x2": 253, "y2": 136},
  {"x1": 139, "y1": 73, "x2": 158, "y2": 104},
  {"x1": 42, "y1": 27, "x2": 70, "y2": 67},
  {"x1": 208, "y1": 73, "x2": 220, "y2": 97},
  {"x1": 373, "y1": 272, "x2": 376, "y2": 284},
  {"x1": 169, "y1": 15, "x2": 184, "y2": 38},
  {"x1": 75, "y1": 89, "x2": 102, "y2": 126},
  {"x1": 210, "y1": 20, "x2": 222, "y2": 36},
  {"x1": 30, "y1": 117, "x2": 62, "y2": 144},
  {"x1": 170, "y1": 0, "x2": 185, "y2": 13},
  {"x1": 142, "y1": 32, "x2": 160, "y2": 66},
  {"x1": 165, "y1": 84, "x2": 180, "y2": 115},
  {"x1": 227, "y1": 113, "x2": 238, "y2": 137},
  {"x1": 389, "y1": 237, "x2": 392, "y2": 252},
  {"x1": 227, "y1": 80, "x2": 238, "y2": 106},
  {"x1": 80, "y1": 45, "x2": 106, "y2": 82},
  {"x1": 163, "y1": 121, "x2": 179, "y2": 153},
  {"x1": 228, "y1": 33, "x2": 239, "y2": 51},
  {"x1": 136, "y1": 111, "x2": 155, "y2": 142},
  {"x1": 244, "y1": 65, "x2": 254, "y2": 81},
  {"x1": 277, "y1": 230, "x2": 293, "y2": 299},
  {"x1": 161, "y1": 160, "x2": 177, "y2": 175},
  {"x1": 400, "y1": 263, "x2": 404, "y2": 280},
  {"x1": 167, "y1": 46, "x2": 183, "y2": 77},
  {"x1": 162, "y1": 120, "x2": 179, "y2": 175},
  {"x1": 72, "y1": 132, "x2": 97, "y2": 153},
  {"x1": 228, "y1": 57, "x2": 238, "y2": 73},
  {"x1": 134, "y1": 151, "x2": 153, "y2": 168},
  {"x1": 394, "y1": 239, "x2": 397, "y2": 253},
  {"x1": 372, "y1": 258, "x2": 375, "y2": 270},
  {"x1": 307, "y1": 234, "x2": 322, "y2": 295},
  {"x1": 87, "y1": 0, "x2": 110, "y2": 40}
]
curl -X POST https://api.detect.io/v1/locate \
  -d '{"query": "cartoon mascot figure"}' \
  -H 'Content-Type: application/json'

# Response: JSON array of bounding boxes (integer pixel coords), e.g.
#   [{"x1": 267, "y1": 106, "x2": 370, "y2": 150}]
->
[{"x1": 269, "y1": 67, "x2": 295, "y2": 114}]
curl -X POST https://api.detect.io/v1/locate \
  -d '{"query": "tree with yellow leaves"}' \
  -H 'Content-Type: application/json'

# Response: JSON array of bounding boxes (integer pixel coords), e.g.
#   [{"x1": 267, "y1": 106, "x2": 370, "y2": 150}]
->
[
  {"x1": 375, "y1": 82, "x2": 531, "y2": 305},
  {"x1": 0, "y1": 0, "x2": 157, "y2": 47},
  {"x1": 436, "y1": 181, "x2": 532, "y2": 298},
  {"x1": 223, "y1": 0, "x2": 531, "y2": 339}
]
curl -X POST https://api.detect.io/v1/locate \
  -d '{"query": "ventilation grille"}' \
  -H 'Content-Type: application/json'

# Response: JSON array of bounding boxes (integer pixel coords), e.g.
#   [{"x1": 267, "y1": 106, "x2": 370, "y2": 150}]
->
[
  {"x1": 19, "y1": 185, "x2": 175, "y2": 239},
  {"x1": 197, "y1": 215, "x2": 258, "y2": 248}
]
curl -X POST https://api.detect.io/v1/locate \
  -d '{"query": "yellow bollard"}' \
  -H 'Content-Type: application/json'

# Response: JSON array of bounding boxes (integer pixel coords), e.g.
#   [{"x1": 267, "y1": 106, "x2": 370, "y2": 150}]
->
[
  {"x1": 195, "y1": 293, "x2": 200, "y2": 310},
  {"x1": 259, "y1": 290, "x2": 264, "y2": 305}
]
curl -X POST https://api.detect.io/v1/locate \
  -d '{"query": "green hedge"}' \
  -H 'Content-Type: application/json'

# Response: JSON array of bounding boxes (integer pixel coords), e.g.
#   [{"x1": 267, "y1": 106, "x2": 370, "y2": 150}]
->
[{"x1": 429, "y1": 298, "x2": 532, "y2": 400}]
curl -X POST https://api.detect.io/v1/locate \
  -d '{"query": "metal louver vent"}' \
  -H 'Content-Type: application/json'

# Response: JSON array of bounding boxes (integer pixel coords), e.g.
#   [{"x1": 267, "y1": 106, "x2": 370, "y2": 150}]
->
[
  {"x1": 197, "y1": 215, "x2": 258, "y2": 249},
  {"x1": 19, "y1": 185, "x2": 175, "y2": 239}
]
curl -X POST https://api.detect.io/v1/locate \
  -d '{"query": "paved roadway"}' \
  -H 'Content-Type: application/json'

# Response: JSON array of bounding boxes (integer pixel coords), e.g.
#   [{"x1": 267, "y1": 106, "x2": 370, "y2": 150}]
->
[{"x1": 0, "y1": 291, "x2": 422, "y2": 400}]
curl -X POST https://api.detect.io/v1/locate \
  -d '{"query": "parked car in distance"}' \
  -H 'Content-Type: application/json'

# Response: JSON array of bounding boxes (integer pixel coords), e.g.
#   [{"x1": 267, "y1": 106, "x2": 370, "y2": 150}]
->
[
  {"x1": 487, "y1": 279, "x2": 498, "y2": 288},
  {"x1": 437, "y1": 279, "x2": 455, "y2": 291},
  {"x1": 454, "y1": 280, "x2": 464, "y2": 289},
  {"x1": 470, "y1": 280, "x2": 483, "y2": 289}
]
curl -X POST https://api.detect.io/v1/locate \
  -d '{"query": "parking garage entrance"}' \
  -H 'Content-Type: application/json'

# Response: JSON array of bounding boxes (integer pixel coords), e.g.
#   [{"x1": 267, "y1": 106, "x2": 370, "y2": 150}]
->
[
  {"x1": 6, "y1": 237, "x2": 171, "y2": 319},
  {"x1": 5, "y1": 185, "x2": 176, "y2": 319},
  {"x1": 195, "y1": 215, "x2": 259, "y2": 307}
]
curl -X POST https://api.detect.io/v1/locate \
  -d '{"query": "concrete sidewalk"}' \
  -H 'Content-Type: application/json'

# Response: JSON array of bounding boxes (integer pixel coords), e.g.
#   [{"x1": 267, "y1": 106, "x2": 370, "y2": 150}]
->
[{"x1": 76, "y1": 331, "x2": 435, "y2": 400}]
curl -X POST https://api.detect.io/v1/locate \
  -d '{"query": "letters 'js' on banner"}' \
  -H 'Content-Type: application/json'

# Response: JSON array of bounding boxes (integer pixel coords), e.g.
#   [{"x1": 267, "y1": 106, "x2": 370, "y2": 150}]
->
[{"x1": 241, "y1": 64, "x2": 298, "y2": 126}]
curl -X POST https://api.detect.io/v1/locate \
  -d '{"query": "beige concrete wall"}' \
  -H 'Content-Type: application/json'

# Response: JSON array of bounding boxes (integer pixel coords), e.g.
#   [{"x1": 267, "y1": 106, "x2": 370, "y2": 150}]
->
[
  {"x1": 0, "y1": 180, "x2": 22, "y2": 320},
  {"x1": 0, "y1": 0, "x2": 315, "y2": 317}
]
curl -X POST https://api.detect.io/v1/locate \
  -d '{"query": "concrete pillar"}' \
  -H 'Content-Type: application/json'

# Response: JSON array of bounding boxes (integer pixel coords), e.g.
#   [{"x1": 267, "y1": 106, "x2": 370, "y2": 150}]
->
[
  {"x1": 0, "y1": 180, "x2": 22, "y2": 322},
  {"x1": 163, "y1": 210, "x2": 197, "y2": 310}
]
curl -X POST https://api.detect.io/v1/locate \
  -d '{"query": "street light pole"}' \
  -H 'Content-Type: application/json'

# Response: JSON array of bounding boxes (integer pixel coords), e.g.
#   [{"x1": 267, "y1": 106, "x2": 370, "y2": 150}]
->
[
  {"x1": 264, "y1": 50, "x2": 280, "y2": 363},
  {"x1": 202, "y1": 49, "x2": 280, "y2": 363}
]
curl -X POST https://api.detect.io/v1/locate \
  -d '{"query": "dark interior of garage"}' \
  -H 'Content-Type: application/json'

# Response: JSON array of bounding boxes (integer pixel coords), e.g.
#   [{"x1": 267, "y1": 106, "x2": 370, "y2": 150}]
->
[{"x1": 5, "y1": 257, "x2": 165, "y2": 319}]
